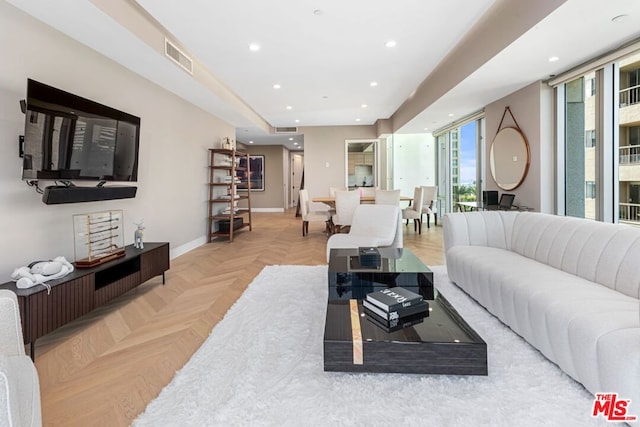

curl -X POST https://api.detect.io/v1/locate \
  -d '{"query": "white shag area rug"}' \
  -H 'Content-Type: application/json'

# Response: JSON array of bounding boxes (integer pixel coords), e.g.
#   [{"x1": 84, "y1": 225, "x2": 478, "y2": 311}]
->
[{"x1": 134, "y1": 265, "x2": 611, "y2": 427}]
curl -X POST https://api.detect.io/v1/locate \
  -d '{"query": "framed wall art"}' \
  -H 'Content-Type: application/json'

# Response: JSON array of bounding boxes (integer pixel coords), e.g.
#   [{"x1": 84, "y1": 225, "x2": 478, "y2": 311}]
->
[{"x1": 237, "y1": 154, "x2": 265, "y2": 191}]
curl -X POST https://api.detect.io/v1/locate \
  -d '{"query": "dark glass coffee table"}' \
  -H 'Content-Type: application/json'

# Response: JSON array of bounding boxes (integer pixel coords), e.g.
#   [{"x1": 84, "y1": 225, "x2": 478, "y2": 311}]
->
[{"x1": 324, "y1": 248, "x2": 487, "y2": 375}]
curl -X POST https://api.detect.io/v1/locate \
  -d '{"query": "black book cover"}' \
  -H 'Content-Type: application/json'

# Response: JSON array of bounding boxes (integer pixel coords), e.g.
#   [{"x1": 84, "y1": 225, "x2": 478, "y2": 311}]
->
[
  {"x1": 364, "y1": 307, "x2": 428, "y2": 332},
  {"x1": 362, "y1": 299, "x2": 429, "y2": 321},
  {"x1": 365, "y1": 286, "x2": 423, "y2": 312}
]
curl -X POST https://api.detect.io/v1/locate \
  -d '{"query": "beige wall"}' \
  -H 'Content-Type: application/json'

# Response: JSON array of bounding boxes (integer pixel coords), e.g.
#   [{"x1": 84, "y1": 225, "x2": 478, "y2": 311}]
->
[
  {"x1": 243, "y1": 145, "x2": 287, "y2": 211},
  {"x1": 300, "y1": 125, "x2": 377, "y2": 209},
  {"x1": 485, "y1": 81, "x2": 555, "y2": 213},
  {"x1": 0, "y1": 2, "x2": 234, "y2": 276}
]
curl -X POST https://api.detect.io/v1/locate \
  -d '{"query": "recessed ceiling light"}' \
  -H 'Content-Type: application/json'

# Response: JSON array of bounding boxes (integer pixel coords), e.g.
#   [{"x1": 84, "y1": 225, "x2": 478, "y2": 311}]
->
[
  {"x1": 448, "y1": 113, "x2": 454, "y2": 117},
  {"x1": 548, "y1": 56, "x2": 559, "y2": 62},
  {"x1": 385, "y1": 40, "x2": 397, "y2": 48},
  {"x1": 293, "y1": 142, "x2": 299, "y2": 146},
  {"x1": 248, "y1": 43, "x2": 261, "y2": 52},
  {"x1": 424, "y1": 127, "x2": 429, "y2": 131},
  {"x1": 370, "y1": 81, "x2": 378, "y2": 87},
  {"x1": 289, "y1": 137, "x2": 293, "y2": 141},
  {"x1": 355, "y1": 118, "x2": 361, "y2": 122},
  {"x1": 612, "y1": 14, "x2": 628, "y2": 23},
  {"x1": 273, "y1": 84, "x2": 281, "y2": 89},
  {"x1": 361, "y1": 104, "x2": 368, "y2": 108},
  {"x1": 249, "y1": 140, "x2": 254, "y2": 144},
  {"x1": 295, "y1": 119, "x2": 300, "y2": 123},
  {"x1": 286, "y1": 105, "x2": 292, "y2": 110}
]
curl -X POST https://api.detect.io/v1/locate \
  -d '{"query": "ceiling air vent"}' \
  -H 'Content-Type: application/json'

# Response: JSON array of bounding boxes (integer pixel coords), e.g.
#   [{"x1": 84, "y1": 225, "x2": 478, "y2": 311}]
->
[
  {"x1": 165, "y1": 38, "x2": 193, "y2": 75},
  {"x1": 273, "y1": 126, "x2": 298, "y2": 134}
]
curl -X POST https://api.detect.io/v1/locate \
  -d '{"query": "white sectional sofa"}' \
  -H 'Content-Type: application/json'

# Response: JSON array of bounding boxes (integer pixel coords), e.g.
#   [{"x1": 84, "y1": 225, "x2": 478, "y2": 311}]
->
[{"x1": 443, "y1": 211, "x2": 640, "y2": 423}]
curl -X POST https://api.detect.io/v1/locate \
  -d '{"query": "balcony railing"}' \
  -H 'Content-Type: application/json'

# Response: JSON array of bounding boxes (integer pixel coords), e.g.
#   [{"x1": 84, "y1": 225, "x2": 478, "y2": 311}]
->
[
  {"x1": 620, "y1": 84, "x2": 640, "y2": 107},
  {"x1": 619, "y1": 145, "x2": 640, "y2": 164},
  {"x1": 619, "y1": 203, "x2": 640, "y2": 224}
]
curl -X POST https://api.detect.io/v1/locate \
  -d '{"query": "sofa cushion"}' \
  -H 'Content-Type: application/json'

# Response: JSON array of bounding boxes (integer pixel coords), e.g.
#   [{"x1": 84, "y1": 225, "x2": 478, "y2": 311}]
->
[
  {"x1": 511, "y1": 213, "x2": 640, "y2": 298},
  {"x1": 443, "y1": 210, "x2": 516, "y2": 251}
]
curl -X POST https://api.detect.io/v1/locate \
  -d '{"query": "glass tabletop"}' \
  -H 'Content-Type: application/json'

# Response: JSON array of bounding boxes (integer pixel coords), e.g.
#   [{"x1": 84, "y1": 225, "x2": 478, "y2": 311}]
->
[
  {"x1": 328, "y1": 248, "x2": 434, "y2": 300},
  {"x1": 325, "y1": 247, "x2": 483, "y2": 345},
  {"x1": 324, "y1": 291, "x2": 484, "y2": 345}
]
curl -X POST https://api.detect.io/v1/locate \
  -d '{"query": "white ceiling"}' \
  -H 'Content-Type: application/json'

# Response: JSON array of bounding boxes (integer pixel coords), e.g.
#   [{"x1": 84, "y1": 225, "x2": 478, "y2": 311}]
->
[{"x1": 6, "y1": 0, "x2": 640, "y2": 151}]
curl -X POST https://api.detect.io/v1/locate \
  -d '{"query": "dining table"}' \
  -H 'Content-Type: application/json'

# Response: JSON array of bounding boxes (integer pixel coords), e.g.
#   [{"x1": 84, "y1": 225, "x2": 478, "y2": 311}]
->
[
  {"x1": 312, "y1": 195, "x2": 413, "y2": 208},
  {"x1": 456, "y1": 201, "x2": 484, "y2": 211}
]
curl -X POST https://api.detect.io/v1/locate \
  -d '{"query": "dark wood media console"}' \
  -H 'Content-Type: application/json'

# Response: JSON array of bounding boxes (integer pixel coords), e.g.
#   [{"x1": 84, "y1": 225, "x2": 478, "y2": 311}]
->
[{"x1": 0, "y1": 242, "x2": 169, "y2": 360}]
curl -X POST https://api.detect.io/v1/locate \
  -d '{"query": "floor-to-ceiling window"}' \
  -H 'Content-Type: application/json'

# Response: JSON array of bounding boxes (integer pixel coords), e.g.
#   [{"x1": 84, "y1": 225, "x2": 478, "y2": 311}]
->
[
  {"x1": 617, "y1": 53, "x2": 640, "y2": 224},
  {"x1": 555, "y1": 46, "x2": 640, "y2": 224},
  {"x1": 435, "y1": 114, "x2": 485, "y2": 214}
]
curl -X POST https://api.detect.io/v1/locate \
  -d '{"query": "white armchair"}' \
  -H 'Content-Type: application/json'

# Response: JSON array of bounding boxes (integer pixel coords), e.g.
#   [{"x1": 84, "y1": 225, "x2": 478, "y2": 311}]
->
[
  {"x1": 326, "y1": 204, "x2": 403, "y2": 262},
  {"x1": 0, "y1": 290, "x2": 42, "y2": 427}
]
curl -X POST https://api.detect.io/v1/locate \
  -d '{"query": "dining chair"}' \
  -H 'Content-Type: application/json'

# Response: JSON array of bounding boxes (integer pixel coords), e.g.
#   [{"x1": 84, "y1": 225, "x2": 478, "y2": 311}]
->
[
  {"x1": 332, "y1": 190, "x2": 360, "y2": 233},
  {"x1": 402, "y1": 186, "x2": 425, "y2": 234},
  {"x1": 329, "y1": 187, "x2": 346, "y2": 197},
  {"x1": 299, "y1": 189, "x2": 331, "y2": 236},
  {"x1": 375, "y1": 189, "x2": 401, "y2": 205},
  {"x1": 359, "y1": 187, "x2": 377, "y2": 197},
  {"x1": 327, "y1": 187, "x2": 346, "y2": 216},
  {"x1": 420, "y1": 186, "x2": 438, "y2": 228}
]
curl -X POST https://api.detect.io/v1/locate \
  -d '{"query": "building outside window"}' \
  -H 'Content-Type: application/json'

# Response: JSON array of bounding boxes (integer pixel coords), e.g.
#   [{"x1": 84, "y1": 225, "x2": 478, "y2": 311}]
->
[
  {"x1": 556, "y1": 50, "x2": 640, "y2": 225},
  {"x1": 563, "y1": 71, "x2": 597, "y2": 220},
  {"x1": 618, "y1": 54, "x2": 640, "y2": 224}
]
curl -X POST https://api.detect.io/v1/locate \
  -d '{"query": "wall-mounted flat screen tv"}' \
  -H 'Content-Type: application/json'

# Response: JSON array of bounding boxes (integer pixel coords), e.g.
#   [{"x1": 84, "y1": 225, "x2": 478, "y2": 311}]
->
[{"x1": 22, "y1": 79, "x2": 140, "y2": 182}]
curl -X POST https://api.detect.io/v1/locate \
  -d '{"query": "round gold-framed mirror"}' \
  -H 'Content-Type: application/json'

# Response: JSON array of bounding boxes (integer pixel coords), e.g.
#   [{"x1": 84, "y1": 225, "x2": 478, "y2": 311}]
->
[{"x1": 489, "y1": 126, "x2": 530, "y2": 191}]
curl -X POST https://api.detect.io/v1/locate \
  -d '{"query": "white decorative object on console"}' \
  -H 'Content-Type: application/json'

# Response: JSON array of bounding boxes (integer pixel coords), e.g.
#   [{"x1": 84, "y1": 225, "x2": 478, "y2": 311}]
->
[
  {"x1": 134, "y1": 220, "x2": 145, "y2": 249},
  {"x1": 10, "y1": 256, "x2": 74, "y2": 292}
]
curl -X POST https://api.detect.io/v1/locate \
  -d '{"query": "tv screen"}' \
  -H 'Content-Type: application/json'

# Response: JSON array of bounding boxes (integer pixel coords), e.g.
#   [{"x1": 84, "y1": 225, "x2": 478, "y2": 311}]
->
[{"x1": 22, "y1": 79, "x2": 140, "y2": 182}]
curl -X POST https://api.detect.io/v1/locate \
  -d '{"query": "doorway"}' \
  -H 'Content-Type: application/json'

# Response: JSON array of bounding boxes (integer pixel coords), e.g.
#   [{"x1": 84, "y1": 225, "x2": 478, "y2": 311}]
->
[{"x1": 290, "y1": 153, "x2": 304, "y2": 208}]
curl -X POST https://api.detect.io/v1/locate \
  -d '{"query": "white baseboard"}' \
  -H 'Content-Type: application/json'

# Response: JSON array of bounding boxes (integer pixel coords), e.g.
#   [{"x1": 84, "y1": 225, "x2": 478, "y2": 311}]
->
[
  {"x1": 252, "y1": 208, "x2": 285, "y2": 213},
  {"x1": 170, "y1": 236, "x2": 207, "y2": 259},
  {"x1": 169, "y1": 209, "x2": 283, "y2": 258}
]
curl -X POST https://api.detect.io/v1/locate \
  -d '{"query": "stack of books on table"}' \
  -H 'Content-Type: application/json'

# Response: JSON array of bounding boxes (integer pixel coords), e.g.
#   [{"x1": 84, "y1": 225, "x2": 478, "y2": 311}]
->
[{"x1": 363, "y1": 287, "x2": 429, "y2": 331}]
